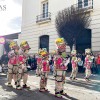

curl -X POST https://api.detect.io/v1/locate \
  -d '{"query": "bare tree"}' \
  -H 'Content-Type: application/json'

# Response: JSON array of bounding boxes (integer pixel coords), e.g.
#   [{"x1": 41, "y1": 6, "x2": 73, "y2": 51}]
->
[{"x1": 56, "y1": 6, "x2": 91, "y2": 51}]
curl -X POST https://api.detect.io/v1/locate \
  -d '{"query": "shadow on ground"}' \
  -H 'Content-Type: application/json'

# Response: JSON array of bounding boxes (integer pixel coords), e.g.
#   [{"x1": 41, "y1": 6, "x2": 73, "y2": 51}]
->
[
  {"x1": 0, "y1": 74, "x2": 78, "y2": 100},
  {"x1": 48, "y1": 72, "x2": 100, "y2": 93}
]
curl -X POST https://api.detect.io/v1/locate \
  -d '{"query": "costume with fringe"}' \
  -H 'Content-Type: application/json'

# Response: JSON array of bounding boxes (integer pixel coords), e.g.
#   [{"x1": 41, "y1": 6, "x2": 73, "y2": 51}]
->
[
  {"x1": 54, "y1": 38, "x2": 67, "y2": 97},
  {"x1": 70, "y1": 50, "x2": 78, "y2": 80},
  {"x1": 39, "y1": 48, "x2": 50, "y2": 92},
  {"x1": 84, "y1": 49, "x2": 92, "y2": 81},
  {"x1": 18, "y1": 41, "x2": 31, "y2": 88},
  {"x1": 36, "y1": 50, "x2": 42, "y2": 76},
  {"x1": 8, "y1": 41, "x2": 20, "y2": 88}
]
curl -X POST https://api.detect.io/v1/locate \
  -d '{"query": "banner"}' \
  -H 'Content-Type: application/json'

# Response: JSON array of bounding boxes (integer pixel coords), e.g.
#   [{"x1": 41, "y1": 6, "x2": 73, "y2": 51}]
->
[{"x1": 0, "y1": 36, "x2": 5, "y2": 44}]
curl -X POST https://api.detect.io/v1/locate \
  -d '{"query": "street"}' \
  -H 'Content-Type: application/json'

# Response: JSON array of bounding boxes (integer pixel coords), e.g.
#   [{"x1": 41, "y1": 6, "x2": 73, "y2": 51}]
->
[{"x1": 0, "y1": 72, "x2": 100, "y2": 100}]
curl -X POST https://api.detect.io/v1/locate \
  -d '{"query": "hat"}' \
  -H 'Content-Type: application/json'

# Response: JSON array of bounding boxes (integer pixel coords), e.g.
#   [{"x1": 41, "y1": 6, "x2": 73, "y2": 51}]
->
[
  {"x1": 55, "y1": 38, "x2": 64, "y2": 44},
  {"x1": 9, "y1": 41, "x2": 19, "y2": 50},
  {"x1": 55, "y1": 38, "x2": 66, "y2": 53},
  {"x1": 85, "y1": 48, "x2": 91, "y2": 54},
  {"x1": 71, "y1": 50, "x2": 77, "y2": 55},
  {"x1": 39, "y1": 48, "x2": 48, "y2": 58},
  {"x1": 20, "y1": 41, "x2": 31, "y2": 50}
]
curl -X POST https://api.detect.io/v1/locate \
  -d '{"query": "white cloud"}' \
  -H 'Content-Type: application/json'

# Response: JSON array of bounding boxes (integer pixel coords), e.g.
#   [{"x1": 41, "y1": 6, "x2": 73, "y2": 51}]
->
[{"x1": 0, "y1": 0, "x2": 22, "y2": 36}]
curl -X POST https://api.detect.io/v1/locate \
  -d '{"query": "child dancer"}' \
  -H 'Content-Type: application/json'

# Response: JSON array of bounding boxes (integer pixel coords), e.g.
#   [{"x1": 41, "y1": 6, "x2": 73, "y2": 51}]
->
[
  {"x1": 70, "y1": 50, "x2": 78, "y2": 80},
  {"x1": 36, "y1": 50, "x2": 42, "y2": 76},
  {"x1": 39, "y1": 48, "x2": 50, "y2": 92},
  {"x1": 54, "y1": 38, "x2": 67, "y2": 98},
  {"x1": 18, "y1": 41, "x2": 31, "y2": 88},
  {"x1": 84, "y1": 49, "x2": 92, "y2": 81},
  {"x1": 8, "y1": 41, "x2": 21, "y2": 89}
]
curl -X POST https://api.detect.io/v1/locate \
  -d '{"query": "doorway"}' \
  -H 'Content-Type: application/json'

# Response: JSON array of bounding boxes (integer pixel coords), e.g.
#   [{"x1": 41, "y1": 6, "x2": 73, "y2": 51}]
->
[
  {"x1": 76, "y1": 29, "x2": 91, "y2": 53},
  {"x1": 39, "y1": 35, "x2": 49, "y2": 52}
]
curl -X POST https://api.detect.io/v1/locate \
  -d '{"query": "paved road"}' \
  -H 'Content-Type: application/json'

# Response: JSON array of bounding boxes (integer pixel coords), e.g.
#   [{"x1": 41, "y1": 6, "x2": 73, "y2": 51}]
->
[{"x1": 0, "y1": 72, "x2": 100, "y2": 100}]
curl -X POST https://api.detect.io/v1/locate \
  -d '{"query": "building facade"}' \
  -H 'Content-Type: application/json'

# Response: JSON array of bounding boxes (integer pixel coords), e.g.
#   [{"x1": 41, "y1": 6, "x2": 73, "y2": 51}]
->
[{"x1": 19, "y1": 0, "x2": 100, "y2": 53}]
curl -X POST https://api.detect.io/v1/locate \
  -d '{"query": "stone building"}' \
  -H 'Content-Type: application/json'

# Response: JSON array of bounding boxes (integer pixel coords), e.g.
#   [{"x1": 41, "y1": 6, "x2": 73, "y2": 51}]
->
[{"x1": 19, "y1": 0, "x2": 100, "y2": 53}]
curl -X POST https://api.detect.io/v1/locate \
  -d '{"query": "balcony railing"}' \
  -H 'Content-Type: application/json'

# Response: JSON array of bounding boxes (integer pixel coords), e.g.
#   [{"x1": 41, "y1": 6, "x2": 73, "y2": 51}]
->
[
  {"x1": 73, "y1": 0, "x2": 93, "y2": 11},
  {"x1": 36, "y1": 12, "x2": 51, "y2": 23}
]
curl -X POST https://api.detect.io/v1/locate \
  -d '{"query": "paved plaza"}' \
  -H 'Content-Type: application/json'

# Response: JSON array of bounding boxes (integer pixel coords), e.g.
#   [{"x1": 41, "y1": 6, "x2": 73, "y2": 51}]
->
[{"x1": 0, "y1": 72, "x2": 100, "y2": 100}]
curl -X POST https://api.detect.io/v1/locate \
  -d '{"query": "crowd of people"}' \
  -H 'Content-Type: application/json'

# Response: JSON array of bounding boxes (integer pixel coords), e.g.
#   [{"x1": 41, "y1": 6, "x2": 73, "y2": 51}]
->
[
  {"x1": 0, "y1": 38, "x2": 100, "y2": 98},
  {"x1": 27, "y1": 51, "x2": 100, "y2": 75}
]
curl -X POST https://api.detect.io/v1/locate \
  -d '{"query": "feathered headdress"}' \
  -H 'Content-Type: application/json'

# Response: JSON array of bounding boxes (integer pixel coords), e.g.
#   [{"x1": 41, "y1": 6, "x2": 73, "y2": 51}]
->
[
  {"x1": 39, "y1": 48, "x2": 48, "y2": 58},
  {"x1": 20, "y1": 41, "x2": 31, "y2": 50},
  {"x1": 55, "y1": 38, "x2": 66, "y2": 53},
  {"x1": 9, "y1": 41, "x2": 19, "y2": 50},
  {"x1": 55, "y1": 38, "x2": 64, "y2": 44}
]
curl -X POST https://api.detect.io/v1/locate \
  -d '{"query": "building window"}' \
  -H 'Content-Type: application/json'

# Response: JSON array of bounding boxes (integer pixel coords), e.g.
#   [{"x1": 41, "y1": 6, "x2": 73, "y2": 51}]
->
[
  {"x1": 36, "y1": 1, "x2": 51, "y2": 23},
  {"x1": 78, "y1": 0, "x2": 82, "y2": 8},
  {"x1": 84, "y1": 0, "x2": 88, "y2": 7},
  {"x1": 78, "y1": 0, "x2": 93, "y2": 9},
  {"x1": 42, "y1": 1, "x2": 48, "y2": 18}
]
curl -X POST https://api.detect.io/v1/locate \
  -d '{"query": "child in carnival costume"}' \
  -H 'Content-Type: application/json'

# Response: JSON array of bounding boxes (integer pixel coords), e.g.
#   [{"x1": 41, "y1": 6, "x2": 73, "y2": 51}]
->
[
  {"x1": 39, "y1": 48, "x2": 50, "y2": 92},
  {"x1": 8, "y1": 41, "x2": 21, "y2": 89},
  {"x1": 84, "y1": 49, "x2": 92, "y2": 81},
  {"x1": 19, "y1": 41, "x2": 31, "y2": 88},
  {"x1": 36, "y1": 49, "x2": 42, "y2": 76},
  {"x1": 70, "y1": 50, "x2": 78, "y2": 80},
  {"x1": 54, "y1": 38, "x2": 67, "y2": 98}
]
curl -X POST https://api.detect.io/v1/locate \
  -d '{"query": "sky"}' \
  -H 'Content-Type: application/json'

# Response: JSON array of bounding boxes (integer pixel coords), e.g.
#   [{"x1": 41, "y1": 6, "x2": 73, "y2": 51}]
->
[{"x1": 0, "y1": 0, "x2": 23, "y2": 36}]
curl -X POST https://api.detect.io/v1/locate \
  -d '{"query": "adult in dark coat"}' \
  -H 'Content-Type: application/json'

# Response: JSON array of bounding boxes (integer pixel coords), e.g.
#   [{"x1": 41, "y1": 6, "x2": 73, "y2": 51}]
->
[
  {"x1": 1, "y1": 52, "x2": 9, "y2": 72},
  {"x1": 31, "y1": 55, "x2": 37, "y2": 70}
]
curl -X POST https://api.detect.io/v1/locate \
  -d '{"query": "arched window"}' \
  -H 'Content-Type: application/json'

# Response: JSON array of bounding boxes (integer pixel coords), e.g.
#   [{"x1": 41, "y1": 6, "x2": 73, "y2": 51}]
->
[{"x1": 39, "y1": 35, "x2": 49, "y2": 52}]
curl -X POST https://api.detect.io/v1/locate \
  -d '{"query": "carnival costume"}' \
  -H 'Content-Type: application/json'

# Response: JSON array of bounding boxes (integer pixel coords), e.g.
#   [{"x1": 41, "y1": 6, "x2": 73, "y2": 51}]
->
[
  {"x1": 19, "y1": 41, "x2": 31, "y2": 88},
  {"x1": 36, "y1": 49, "x2": 42, "y2": 76},
  {"x1": 84, "y1": 49, "x2": 92, "y2": 81},
  {"x1": 8, "y1": 41, "x2": 20, "y2": 89},
  {"x1": 39, "y1": 48, "x2": 50, "y2": 92},
  {"x1": 70, "y1": 50, "x2": 78, "y2": 80},
  {"x1": 54, "y1": 38, "x2": 67, "y2": 98}
]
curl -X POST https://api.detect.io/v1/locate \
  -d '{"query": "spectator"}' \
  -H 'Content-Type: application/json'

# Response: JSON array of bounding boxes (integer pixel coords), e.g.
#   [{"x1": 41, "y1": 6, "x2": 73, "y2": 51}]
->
[
  {"x1": 96, "y1": 54, "x2": 100, "y2": 74},
  {"x1": 31, "y1": 55, "x2": 37, "y2": 70},
  {"x1": 78, "y1": 57, "x2": 83, "y2": 73},
  {"x1": 27, "y1": 56, "x2": 32, "y2": 71},
  {"x1": 49, "y1": 55, "x2": 54, "y2": 73},
  {"x1": 91, "y1": 53, "x2": 97, "y2": 74},
  {"x1": 1, "y1": 52, "x2": 9, "y2": 72},
  {"x1": 82, "y1": 53, "x2": 86, "y2": 73},
  {"x1": 67, "y1": 55, "x2": 72, "y2": 72}
]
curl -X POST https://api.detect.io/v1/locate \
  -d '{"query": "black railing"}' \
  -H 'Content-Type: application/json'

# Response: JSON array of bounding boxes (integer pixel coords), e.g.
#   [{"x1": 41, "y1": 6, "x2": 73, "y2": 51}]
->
[
  {"x1": 36, "y1": 12, "x2": 51, "y2": 23},
  {"x1": 73, "y1": 0, "x2": 93, "y2": 11}
]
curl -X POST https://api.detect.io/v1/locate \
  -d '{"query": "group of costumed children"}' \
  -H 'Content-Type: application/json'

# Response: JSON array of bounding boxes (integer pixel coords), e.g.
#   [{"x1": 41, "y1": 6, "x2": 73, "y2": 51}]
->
[
  {"x1": 37, "y1": 38, "x2": 68, "y2": 98},
  {"x1": 70, "y1": 49, "x2": 93, "y2": 81},
  {"x1": 8, "y1": 41, "x2": 30, "y2": 89},
  {"x1": 7, "y1": 38, "x2": 93, "y2": 98}
]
